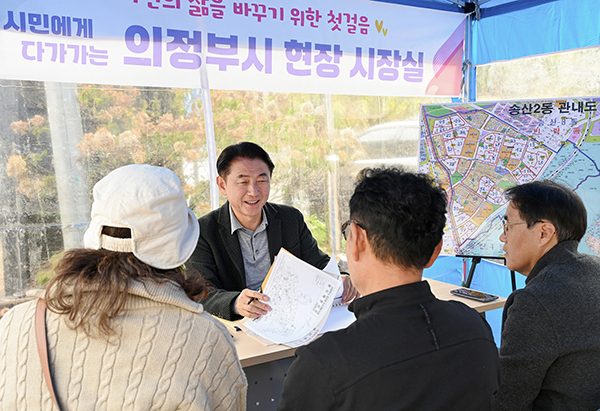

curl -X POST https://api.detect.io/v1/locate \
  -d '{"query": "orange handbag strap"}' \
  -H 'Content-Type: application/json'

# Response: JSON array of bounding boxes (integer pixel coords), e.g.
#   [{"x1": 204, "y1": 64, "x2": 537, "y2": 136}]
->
[{"x1": 35, "y1": 298, "x2": 62, "y2": 411}]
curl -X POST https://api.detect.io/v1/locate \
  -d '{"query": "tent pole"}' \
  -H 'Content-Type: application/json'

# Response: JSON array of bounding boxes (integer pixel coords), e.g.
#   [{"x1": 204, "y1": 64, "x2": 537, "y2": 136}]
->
[
  {"x1": 463, "y1": 12, "x2": 477, "y2": 102},
  {"x1": 199, "y1": 64, "x2": 220, "y2": 211},
  {"x1": 45, "y1": 82, "x2": 90, "y2": 249}
]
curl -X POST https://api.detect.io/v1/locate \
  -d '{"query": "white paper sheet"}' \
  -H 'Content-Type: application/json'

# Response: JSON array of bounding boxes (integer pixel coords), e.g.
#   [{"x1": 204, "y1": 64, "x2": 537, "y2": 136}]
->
[
  {"x1": 244, "y1": 249, "x2": 342, "y2": 345},
  {"x1": 324, "y1": 252, "x2": 345, "y2": 304},
  {"x1": 320, "y1": 304, "x2": 356, "y2": 335}
]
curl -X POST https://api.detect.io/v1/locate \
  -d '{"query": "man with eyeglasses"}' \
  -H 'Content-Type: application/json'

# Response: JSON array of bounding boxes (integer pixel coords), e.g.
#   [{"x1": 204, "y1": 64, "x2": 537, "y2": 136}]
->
[
  {"x1": 278, "y1": 167, "x2": 500, "y2": 411},
  {"x1": 492, "y1": 180, "x2": 600, "y2": 411}
]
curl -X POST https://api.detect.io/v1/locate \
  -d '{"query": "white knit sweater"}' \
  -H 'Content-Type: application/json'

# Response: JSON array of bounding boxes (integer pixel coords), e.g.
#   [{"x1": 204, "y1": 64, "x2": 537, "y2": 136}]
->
[{"x1": 0, "y1": 280, "x2": 247, "y2": 410}]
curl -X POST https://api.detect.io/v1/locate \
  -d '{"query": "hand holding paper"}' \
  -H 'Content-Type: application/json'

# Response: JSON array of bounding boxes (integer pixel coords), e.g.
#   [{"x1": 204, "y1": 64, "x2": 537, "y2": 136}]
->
[
  {"x1": 325, "y1": 253, "x2": 359, "y2": 305},
  {"x1": 244, "y1": 249, "x2": 342, "y2": 345},
  {"x1": 341, "y1": 274, "x2": 360, "y2": 303},
  {"x1": 236, "y1": 288, "x2": 270, "y2": 319}
]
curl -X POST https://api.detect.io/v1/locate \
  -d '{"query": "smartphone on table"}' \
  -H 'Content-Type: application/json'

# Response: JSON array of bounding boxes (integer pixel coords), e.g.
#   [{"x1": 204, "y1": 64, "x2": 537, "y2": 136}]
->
[{"x1": 450, "y1": 287, "x2": 499, "y2": 303}]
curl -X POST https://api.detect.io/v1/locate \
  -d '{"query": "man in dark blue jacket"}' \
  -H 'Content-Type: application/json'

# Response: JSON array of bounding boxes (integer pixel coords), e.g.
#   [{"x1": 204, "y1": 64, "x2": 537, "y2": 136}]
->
[{"x1": 278, "y1": 167, "x2": 500, "y2": 411}]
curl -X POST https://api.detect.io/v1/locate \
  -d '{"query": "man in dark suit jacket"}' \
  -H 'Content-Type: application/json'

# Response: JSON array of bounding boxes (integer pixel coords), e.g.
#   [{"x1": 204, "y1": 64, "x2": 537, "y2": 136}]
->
[{"x1": 190, "y1": 142, "x2": 357, "y2": 321}]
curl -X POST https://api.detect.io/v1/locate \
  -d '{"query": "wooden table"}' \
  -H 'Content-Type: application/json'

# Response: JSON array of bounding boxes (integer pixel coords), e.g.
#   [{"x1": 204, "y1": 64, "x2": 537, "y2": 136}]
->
[
  {"x1": 226, "y1": 278, "x2": 505, "y2": 367},
  {"x1": 226, "y1": 278, "x2": 506, "y2": 409}
]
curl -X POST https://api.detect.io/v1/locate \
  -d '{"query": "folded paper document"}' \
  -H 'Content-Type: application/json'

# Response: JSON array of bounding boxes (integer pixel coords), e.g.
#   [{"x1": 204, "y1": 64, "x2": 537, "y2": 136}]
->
[{"x1": 243, "y1": 248, "x2": 347, "y2": 347}]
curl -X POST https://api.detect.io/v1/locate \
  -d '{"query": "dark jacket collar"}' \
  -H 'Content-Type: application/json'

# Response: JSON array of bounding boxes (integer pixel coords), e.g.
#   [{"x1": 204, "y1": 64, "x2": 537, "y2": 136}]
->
[
  {"x1": 526, "y1": 240, "x2": 580, "y2": 285},
  {"x1": 349, "y1": 280, "x2": 435, "y2": 317}
]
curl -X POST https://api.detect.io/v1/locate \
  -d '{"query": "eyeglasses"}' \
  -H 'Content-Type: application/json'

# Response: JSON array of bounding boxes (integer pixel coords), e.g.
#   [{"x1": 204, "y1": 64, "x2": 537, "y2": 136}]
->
[
  {"x1": 501, "y1": 218, "x2": 540, "y2": 235},
  {"x1": 502, "y1": 220, "x2": 527, "y2": 235},
  {"x1": 341, "y1": 219, "x2": 366, "y2": 241}
]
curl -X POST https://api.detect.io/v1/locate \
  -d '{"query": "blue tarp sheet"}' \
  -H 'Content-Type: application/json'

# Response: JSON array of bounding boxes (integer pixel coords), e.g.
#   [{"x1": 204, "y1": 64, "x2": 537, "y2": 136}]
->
[
  {"x1": 474, "y1": 0, "x2": 600, "y2": 65},
  {"x1": 377, "y1": 0, "x2": 600, "y2": 65}
]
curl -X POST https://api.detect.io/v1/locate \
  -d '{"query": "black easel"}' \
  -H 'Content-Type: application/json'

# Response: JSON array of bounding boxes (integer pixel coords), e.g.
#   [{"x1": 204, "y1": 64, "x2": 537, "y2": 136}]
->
[{"x1": 455, "y1": 255, "x2": 516, "y2": 291}]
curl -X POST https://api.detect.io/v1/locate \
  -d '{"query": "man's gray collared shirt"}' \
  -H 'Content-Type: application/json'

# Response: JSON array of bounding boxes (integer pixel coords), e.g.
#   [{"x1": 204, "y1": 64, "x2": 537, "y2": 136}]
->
[{"x1": 229, "y1": 205, "x2": 271, "y2": 292}]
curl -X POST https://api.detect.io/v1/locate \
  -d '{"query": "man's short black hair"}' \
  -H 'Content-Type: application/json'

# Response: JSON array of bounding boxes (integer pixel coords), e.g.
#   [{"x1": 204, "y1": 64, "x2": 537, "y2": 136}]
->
[
  {"x1": 349, "y1": 167, "x2": 447, "y2": 270},
  {"x1": 505, "y1": 180, "x2": 587, "y2": 243},
  {"x1": 216, "y1": 142, "x2": 275, "y2": 179}
]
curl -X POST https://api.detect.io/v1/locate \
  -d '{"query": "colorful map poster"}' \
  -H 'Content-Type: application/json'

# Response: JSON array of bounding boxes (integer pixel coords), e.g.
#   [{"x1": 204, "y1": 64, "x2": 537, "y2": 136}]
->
[{"x1": 419, "y1": 98, "x2": 600, "y2": 257}]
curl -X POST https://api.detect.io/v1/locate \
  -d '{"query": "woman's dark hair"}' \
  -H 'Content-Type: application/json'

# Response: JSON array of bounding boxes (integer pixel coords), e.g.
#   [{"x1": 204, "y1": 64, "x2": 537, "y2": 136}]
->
[
  {"x1": 216, "y1": 141, "x2": 275, "y2": 179},
  {"x1": 44, "y1": 226, "x2": 207, "y2": 338}
]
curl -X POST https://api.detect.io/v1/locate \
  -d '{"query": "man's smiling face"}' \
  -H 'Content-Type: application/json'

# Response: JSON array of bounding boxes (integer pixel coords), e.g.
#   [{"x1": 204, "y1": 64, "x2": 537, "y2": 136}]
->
[{"x1": 217, "y1": 157, "x2": 271, "y2": 231}]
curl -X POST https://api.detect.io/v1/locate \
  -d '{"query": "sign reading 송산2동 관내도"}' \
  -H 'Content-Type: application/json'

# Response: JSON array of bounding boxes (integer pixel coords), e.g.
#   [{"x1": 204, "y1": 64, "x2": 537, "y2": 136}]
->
[
  {"x1": 0, "y1": 0, "x2": 465, "y2": 97},
  {"x1": 419, "y1": 98, "x2": 600, "y2": 258}
]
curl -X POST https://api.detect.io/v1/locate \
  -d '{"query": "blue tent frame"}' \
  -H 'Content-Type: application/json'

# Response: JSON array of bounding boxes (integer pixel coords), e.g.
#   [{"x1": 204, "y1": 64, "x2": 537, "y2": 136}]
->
[{"x1": 375, "y1": 0, "x2": 600, "y2": 101}]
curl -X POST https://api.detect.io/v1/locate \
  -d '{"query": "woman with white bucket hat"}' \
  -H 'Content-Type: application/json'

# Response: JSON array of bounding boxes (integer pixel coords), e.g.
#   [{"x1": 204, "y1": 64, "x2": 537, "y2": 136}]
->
[{"x1": 0, "y1": 164, "x2": 247, "y2": 410}]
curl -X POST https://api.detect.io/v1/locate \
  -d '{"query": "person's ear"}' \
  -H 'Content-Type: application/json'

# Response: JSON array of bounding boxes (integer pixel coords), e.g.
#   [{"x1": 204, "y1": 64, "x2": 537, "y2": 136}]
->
[
  {"x1": 424, "y1": 240, "x2": 443, "y2": 268},
  {"x1": 538, "y1": 221, "x2": 557, "y2": 246},
  {"x1": 217, "y1": 175, "x2": 227, "y2": 196},
  {"x1": 349, "y1": 222, "x2": 367, "y2": 261}
]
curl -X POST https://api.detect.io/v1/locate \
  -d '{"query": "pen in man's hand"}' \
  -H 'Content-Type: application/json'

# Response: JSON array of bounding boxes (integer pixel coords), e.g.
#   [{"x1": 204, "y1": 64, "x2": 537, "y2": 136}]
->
[{"x1": 248, "y1": 286, "x2": 263, "y2": 304}]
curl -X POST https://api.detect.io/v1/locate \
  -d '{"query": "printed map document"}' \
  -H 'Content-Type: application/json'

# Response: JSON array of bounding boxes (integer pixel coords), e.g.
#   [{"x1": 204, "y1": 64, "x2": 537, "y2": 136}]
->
[{"x1": 244, "y1": 248, "x2": 342, "y2": 346}]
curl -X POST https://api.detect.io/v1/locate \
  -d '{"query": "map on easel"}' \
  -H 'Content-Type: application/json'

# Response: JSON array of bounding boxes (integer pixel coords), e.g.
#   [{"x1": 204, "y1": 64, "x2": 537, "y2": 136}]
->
[{"x1": 419, "y1": 97, "x2": 600, "y2": 258}]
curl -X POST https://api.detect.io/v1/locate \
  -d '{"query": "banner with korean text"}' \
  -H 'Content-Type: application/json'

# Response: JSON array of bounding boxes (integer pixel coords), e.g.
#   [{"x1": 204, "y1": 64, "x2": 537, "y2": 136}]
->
[{"x1": 0, "y1": 0, "x2": 466, "y2": 97}]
